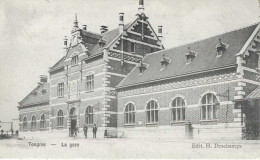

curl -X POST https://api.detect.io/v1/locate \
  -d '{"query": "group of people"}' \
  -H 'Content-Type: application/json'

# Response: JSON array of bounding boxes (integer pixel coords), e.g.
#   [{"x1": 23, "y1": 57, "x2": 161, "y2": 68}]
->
[
  {"x1": 0, "y1": 129, "x2": 19, "y2": 136},
  {"x1": 72, "y1": 124, "x2": 98, "y2": 139},
  {"x1": 0, "y1": 129, "x2": 19, "y2": 139}
]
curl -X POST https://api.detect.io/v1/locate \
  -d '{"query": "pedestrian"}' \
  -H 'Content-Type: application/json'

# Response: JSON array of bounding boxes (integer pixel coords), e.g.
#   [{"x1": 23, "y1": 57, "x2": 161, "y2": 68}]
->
[
  {"x1": 104, "y1": 128, "x2": 108, "y2": 139},
  {"x1": 10, "y1": 129, "x2": 13, "y2": 135},
  {"x1": 15, "y1": 130, "x2": 19, "y2": 136},
  {"x1": 73, "y1": 125, "x2": 79, "y2": 139},
  {"x1": 0, "y1": 130, "x2": 4, "y2": 135},
  {"x1": 93, "y1": 124, "x2": 97, "y2": 139},
  {"x1": 83, "y1": 124, "x2": 88, "y2": 139}
]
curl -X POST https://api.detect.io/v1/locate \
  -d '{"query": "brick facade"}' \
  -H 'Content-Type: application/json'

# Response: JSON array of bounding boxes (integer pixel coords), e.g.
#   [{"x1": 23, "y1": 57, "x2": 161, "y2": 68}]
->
[
  {"x1": 18, "y1": 11, "x2": 162, "y2": 134},
  {"x1": 117, "y1": 69, "x2": 238, "y2": 128},
  {"x1": 17, "y1": 2, "x2": 260, "y2": 140}
]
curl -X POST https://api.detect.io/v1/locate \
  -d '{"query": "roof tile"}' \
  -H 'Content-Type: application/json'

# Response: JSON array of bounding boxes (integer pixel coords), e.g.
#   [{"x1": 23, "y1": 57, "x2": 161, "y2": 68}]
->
[{"x1": 118, "y1": 24, "x2": 258, "y2": 88}]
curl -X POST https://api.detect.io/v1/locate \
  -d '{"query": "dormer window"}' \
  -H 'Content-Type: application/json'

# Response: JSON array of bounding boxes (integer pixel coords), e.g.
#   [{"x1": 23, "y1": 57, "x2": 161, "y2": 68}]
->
[
  {"x1": 216, "y1": 38, "x2": 228, "y2": 57},
  {"x1": 160, "y1": 54, "x2": 170, "y2": 68},
  {"x1": 138, "y1": 60, "x2": 147, "y2": 73},
  {"x1": 186, "y1": 47, "x2": 197, "y2": 64},
  {"x1": 98, "y1": 39, "x2": 106, "y2": 48},
  {"x1": 71, "y1": 55, "x2": 78, "y2": 66},
  {"x1": 41, "y1": 89, "x2": 47, "y2": 95}
]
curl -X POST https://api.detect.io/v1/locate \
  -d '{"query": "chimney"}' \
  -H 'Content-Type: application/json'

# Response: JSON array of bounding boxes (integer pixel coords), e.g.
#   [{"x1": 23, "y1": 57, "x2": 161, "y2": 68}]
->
[
  {"x1": 63, "y1": 36, "x2": 68, "y2": 56},
  {"x1": 82, "y1": 25, "x2": 87, "y2": 31},
  {"x1": 100, "y1": 25, "x2": 108, "y2": 34},
  {"x1": 158, "y1": 26, "x2": 163, "y2": 42},
  {"x1": 138, "y1": 0, "x2": 144, "y2": 14},
  {"x1": 119, "y1": 13, "x2": 124, "y2": 34},
  {"x1": 40, "y1": 75, "x2": 47, "y2": 83}
]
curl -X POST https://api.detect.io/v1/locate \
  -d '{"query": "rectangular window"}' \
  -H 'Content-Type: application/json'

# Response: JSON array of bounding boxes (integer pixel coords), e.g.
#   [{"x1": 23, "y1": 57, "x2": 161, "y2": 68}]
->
[
  {"x1": 57, "y1": 83, "x2": 64, "y2": 98},
  {"x1": 172, "y1": 109, "x2": 176, "y2": 121},
  {"x1": 202, "y1": 106, "x2": 206, "y2": 120},
  {"x1": 71, "y1": 55, "x2": 78, "y2": 66},
  {"x1": 85, "y1": 75, "x2": 94, "y2": 92},
  {"x1": 130, "y1": 42, "x2": 135, "y2": 53}
]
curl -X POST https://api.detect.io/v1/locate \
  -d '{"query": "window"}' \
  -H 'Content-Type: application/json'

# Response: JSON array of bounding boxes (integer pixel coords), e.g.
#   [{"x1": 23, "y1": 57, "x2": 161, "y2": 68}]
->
[
  {"x1": 171, "y1": 97, "x2": 185, "y2": 122},
  {"x1": 40, "y1": 114, "x2": 46, "y2": 130},
  {"x1": 146, "y1": 100, "x2": 159, "y2": 123},
  {"x1": 71, "y1": 55, "x2": 78, "y2": 66},
  {"x1": 57, "y1": 83, "x2": 64, "y2": 98},
  {"x1": 85, "y1": 106, "x2": 94, "y2": 125},
  {"x1": 85, "y1": 75, "x2": 94, "y2": 92},
  {"x1": 130, "y1": 42, "x2": 135, "y2": 53},
  {"x1": 57, "y1": 110, "x2": 64, "y2": 128},
  {"x1": 23, "y1": 117, "x2": 28, "y2": 130},
  {"x1": 124, "y1": 103, "x2": 135, "y2": 125},
  {"x1": 31, "y1": 116, "x2": 36, "y2": 130},
  {"x1": 201, "y1": 93, "x2": 218, "y2": 120}
]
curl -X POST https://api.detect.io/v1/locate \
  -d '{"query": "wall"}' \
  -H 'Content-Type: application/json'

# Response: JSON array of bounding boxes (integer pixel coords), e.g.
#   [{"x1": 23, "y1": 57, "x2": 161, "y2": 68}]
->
[
  {"x1": 19, "y1": 103, "x2": 50, "y2": 131},
  {"x1": 117, "y1": 69, "x2": 239, "y2": 128}
]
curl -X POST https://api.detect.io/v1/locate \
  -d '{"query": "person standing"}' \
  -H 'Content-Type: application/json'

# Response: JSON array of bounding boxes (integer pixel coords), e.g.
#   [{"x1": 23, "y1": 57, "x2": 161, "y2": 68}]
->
[
  {"x1": 15, "y1": 130, "x2": 19, "y2": 136},
  {"x1": 104, "y1": 128, "x2": 108, "y2": 139},
  {"x1": 83, "y1": 125, "x2": 88, "y2": 139},
  {"x1": 93, "y1": 124, "x2": 97, "y2": 139},
  {"x1": 0, "y1": 130, "x2": 4, "y2": 135},
  {"x1": 10, "y1": 129, "x2": 13, "y2": 135}
]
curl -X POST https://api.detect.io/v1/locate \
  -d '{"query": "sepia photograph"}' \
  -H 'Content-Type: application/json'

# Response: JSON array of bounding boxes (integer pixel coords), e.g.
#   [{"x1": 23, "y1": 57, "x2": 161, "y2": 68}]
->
[{"x1": 0, "y1": 0, "x2": 260, "y2": 159}]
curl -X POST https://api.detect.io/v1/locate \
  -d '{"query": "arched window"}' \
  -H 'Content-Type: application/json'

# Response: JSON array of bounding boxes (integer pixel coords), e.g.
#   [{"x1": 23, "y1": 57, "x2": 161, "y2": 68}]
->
[
  {"x1": 23, "y1": 117, "x2": 28, "y2": 130},
  {"x1": 85, "y1": 106, "x2": 93, "y2": 125},
  {"x1": 40, "y1": 114, "x2": 46, "y2": 130},
  {"x1": 31, "y1": 116, "x2": 36, "y2": 130},
  {"x1": 171, "y1": 97, "x2": 185, "y2": 122},
  {"x1": 201, "y1": 93, "x2": 218, "y2": 120},
  {"x1": 124, "y1": 103, "x2": 135, "y2": 125},
  {"x1": 146, "y1": 100, "x2": 159, "y2": 123},
  {"x1": 57, "y1": 110, "x2": 64, "y2": 128}
]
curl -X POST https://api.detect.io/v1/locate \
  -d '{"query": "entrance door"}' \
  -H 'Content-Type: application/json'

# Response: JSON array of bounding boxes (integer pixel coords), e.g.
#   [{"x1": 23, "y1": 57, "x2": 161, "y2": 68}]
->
[
  {"x1": 69, "y1": 107, "x2": 77, "y2": 137},
  {"x1": 70, "y1": 118, "x2": 77, "y2": 136}
]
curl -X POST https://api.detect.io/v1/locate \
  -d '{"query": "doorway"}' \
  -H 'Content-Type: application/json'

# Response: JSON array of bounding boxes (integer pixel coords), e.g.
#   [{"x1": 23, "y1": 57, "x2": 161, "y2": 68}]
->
[{"x1": 69, "y1": 107, "x2": 77, "y2": 137}]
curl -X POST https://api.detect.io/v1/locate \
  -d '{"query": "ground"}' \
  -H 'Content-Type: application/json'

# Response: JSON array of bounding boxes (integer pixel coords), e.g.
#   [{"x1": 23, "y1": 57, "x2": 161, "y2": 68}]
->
[{"x1": 1, "y1": 136, "x2": 260, "y2": 159}]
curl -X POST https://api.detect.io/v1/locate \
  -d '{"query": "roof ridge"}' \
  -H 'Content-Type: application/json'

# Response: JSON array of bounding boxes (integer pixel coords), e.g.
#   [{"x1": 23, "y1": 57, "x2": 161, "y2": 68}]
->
[
  {"x1": 146, "y1": 22, "x2": 259, "y2": 57},
  {"x1": 50, "y1": 56, "x2": 65, "y2": 69},
  {"x1": 81, "y1": 29, "x2": 102, "y2": 36},
  {"x1": 19, "y1": 84, "x2": 42, "y2": 105}
]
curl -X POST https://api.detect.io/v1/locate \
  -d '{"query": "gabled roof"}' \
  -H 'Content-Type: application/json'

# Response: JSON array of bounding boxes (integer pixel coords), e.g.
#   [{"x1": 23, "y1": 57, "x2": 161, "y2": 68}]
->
[
  {"x1": 245, "y1": 87, "x2": 260, "y2": 100},
  {"x1": 50, "y1": 57, "x2": 65, "y2": 71},
  {"x1": 81, "y1": 30, "x2": 102, "y2": 41},
  {"x1": 49, "y1": 22, "x2": 132, "y2": 71},
  {"x1": 18, "y1": 83, "x2": 50, "y2": 108},
  {"x1": 118, "y1": 23, "x2": 258, "y2": 88}
]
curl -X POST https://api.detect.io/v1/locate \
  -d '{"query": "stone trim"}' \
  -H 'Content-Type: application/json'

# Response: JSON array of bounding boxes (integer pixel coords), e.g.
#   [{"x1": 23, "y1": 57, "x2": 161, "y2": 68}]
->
[
  {"x1": 118, "y1": 77, "x2": 238, "y2": 99},
  {"x1": 108, "y1": 56, "x2": 139, "y2": 65}
]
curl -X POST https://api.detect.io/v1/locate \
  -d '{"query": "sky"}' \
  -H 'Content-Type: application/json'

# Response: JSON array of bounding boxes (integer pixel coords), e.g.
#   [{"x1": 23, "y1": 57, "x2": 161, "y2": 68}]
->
[{"x1": 0, "y1": 0, "x2": 259, "y2": 122}]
